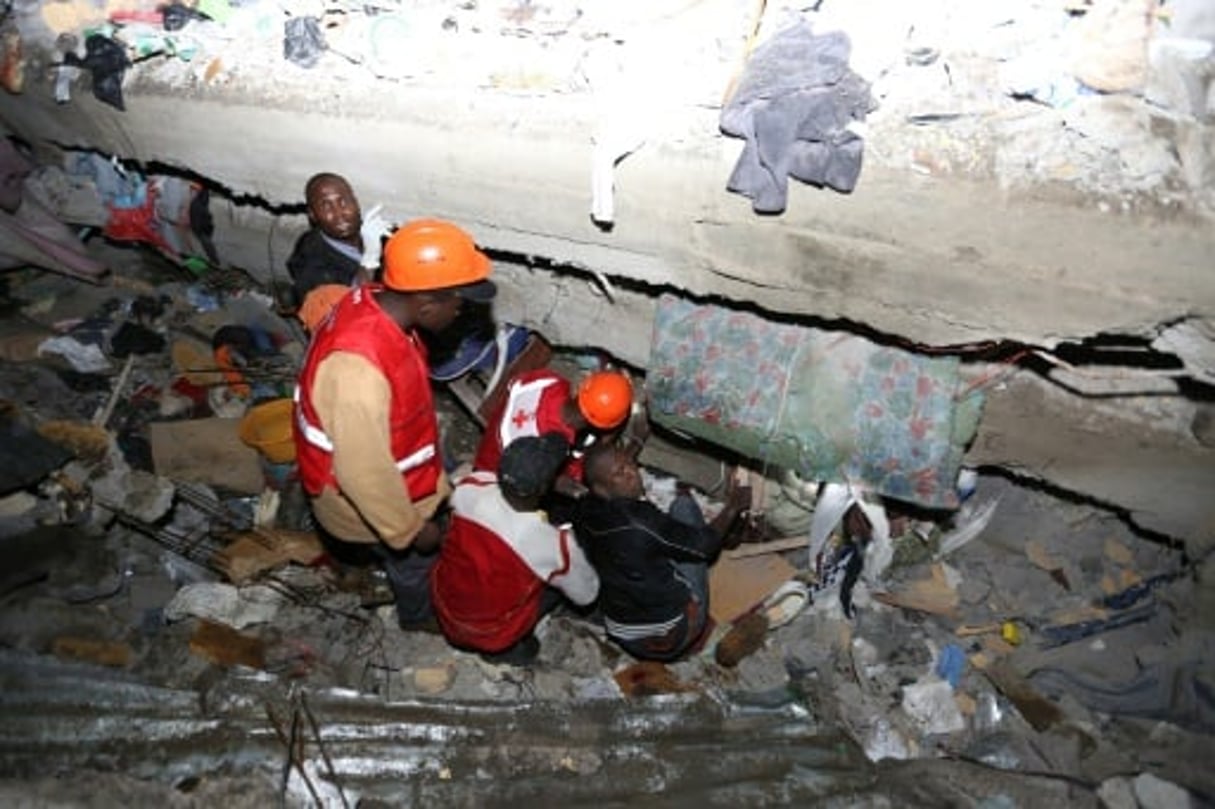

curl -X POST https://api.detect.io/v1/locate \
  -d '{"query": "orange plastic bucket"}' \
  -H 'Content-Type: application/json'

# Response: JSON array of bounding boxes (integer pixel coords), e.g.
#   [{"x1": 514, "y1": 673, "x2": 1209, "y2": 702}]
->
[{"x1": 238, "y1": 398, "x2": 297, "y2": 464}]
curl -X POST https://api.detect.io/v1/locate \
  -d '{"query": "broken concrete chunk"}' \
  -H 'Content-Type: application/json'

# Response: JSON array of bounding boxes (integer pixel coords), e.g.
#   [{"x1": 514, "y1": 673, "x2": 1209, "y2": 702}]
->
[
  {"x1": 1069, "y1": 0, "x2": 1154, "y2": 93},
  {"x1": 91, "y1": 466, "x2": 175, "y2": 524},
  {"x1": 165, "y1": 582, "x2": 283, "y2": 629},
  {"x1": 0, "y1": 491, "x2": 37, "y2": 518},
  {"x1": 1133, "y1": 772, "x2": 1195, "y2": 809},
  {"x1": 863, "y1": 717, "x2": 917, "y2": 762},
  {"x1": 1146, "y1": 37, "x2": 1215, "y2": 119},
  {"x1": 413, "y1": 662, "x2": 458, "y2": 695},
  {"x1": 1097, "y1": 776, "x2": 1138, "y2": 809},
  {"x1": 1152, "y1": 319, "x2": 1215, "y2": 386}
]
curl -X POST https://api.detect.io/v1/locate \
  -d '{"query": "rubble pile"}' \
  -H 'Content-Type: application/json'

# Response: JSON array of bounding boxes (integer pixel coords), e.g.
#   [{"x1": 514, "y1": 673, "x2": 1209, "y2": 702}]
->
[{"x1": 0, "y1": 261, "x2": 1210, "y2": 805}]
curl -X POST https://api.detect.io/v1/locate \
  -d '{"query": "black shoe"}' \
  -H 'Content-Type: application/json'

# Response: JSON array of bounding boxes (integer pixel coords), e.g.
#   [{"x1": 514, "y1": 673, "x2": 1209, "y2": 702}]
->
[{"x1": 479, "y1": 635, "x2": 540, "y2": 666}]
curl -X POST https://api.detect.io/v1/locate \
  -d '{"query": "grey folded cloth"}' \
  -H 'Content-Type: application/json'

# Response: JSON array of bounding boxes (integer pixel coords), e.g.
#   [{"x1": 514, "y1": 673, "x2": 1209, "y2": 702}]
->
[{"x1": 720, "y1": 22, "x2": 873, "y2": 213}]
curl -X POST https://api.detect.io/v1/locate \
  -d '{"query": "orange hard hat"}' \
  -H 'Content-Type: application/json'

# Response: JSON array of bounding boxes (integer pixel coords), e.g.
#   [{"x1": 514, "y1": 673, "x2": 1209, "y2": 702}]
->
[
  {"x1": 297, "y1": 284, "x2": 349, "y2": 333},
  {"x1": 576, "y1": 370, "x2": 633, "y2": 429},
  {"x1": 382, "y1": 218, "x2": 495, "y2": 300}
]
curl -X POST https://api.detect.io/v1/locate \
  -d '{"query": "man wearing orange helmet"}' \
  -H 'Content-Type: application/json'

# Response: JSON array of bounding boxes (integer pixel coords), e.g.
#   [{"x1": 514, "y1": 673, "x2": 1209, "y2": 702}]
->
[
  {"x1": 293, "y1": 218, "x2": 495, "y2": 629},
  {"x1": 472, "y1": 366, "x2": 635, "y2": 493}
]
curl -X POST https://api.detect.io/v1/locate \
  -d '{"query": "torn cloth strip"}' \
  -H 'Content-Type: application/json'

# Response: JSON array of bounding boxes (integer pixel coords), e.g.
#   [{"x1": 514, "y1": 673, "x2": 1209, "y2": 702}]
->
[
  {"x1": 720, "y1": 21, "x2": 873, "y2": 214},
  {"x1": 645, "y1": 294, "x2": 985, "y2": 510}
]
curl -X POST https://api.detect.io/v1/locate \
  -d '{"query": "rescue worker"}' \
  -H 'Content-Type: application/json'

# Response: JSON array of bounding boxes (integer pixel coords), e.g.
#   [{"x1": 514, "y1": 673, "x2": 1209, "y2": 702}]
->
[
  {"x1": 472, "y1": 367, "x2": 635, "y2": 495},
  {"x1": 431, "y1": 432, "x2": 599, "y2": 666},
  {"x1": 293, "y1": 218, "x2": 496, "y2": 629}
]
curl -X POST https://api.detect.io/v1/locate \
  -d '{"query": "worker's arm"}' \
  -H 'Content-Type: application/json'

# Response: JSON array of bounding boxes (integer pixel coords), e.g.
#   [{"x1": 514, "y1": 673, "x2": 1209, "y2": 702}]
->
[
  {"x1": 548, "y1": 525, "x2": 599, "y2": 606},
  {"x1": 313, "y1": 353, "x2": 428, "y2": 548}
]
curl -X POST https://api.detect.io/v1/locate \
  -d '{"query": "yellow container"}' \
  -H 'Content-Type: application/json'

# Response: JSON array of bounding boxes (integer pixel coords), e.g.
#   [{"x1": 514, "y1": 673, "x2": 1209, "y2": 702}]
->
[{"x1": 239, "y1": 398, "x2": 297, "y2": 464}]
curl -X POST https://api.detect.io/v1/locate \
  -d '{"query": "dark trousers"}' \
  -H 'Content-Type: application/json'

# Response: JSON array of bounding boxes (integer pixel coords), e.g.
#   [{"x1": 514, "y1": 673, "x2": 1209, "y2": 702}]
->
[{"x1": 371, "y1": 544, "x2": 437, "y2": 626}]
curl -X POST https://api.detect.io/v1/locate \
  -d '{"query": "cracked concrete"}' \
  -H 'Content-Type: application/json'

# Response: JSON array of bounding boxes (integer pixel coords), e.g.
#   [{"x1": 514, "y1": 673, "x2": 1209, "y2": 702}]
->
[{"x1": 1, "y1": 1, "x2": 1213, "y2": 549}]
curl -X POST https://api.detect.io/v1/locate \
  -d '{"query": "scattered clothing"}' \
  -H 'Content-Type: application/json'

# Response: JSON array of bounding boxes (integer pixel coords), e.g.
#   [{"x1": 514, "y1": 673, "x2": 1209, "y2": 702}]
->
[
  {"x1": 110, "y1": 322, "x2": 166, "y2": 358},
  {"x1": 284, "y1": 16, "x2": 326, "y2": 69},
  {"x1": 428, "y1": 320, "x2": 533, "y2": 383},
  {"x1": 0, "y1": 139, "x2": 107, "y2": 281},
  {"x1": 63, "y1": 35, "x2": 130, "y2": 111},
  {"x1": 720, "y1": 21, "x2": 873, "y2": 213},
  {"x1": 1030, "y1": 659, "x2": 1215, "y2": 734}
]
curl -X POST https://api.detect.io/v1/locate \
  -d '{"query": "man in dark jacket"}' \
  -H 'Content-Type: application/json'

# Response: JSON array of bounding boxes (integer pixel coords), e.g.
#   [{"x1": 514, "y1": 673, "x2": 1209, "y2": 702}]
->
[
  {"x1": 575, "y1": 441, "x2": 749, "y2": 662},
  {"x1": 286, "y1": 172, "x2": 386, "y2": 309}
]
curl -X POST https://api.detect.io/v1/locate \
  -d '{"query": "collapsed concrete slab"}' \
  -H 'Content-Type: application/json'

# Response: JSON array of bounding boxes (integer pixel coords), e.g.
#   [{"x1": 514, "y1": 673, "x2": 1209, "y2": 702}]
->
[{"x1": 1, "y1": 1, "x2": 1212, "y2": 546}]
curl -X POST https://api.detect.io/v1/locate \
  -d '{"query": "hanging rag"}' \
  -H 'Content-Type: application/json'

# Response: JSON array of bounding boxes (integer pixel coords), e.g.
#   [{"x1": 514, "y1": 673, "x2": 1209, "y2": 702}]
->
[
  {"x1": 284, "y1": 17, "x2": 326, "y2": 69},
  {"x1": 63, "y1": 35, "x2": 130, "y2": 111},
  {"x1": 720, "y1": 21, "x2": 873, "y2": 213}
]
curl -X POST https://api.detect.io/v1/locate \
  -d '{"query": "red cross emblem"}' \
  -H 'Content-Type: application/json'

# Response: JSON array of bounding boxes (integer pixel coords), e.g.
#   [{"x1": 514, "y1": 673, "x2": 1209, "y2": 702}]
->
[{"x1": 511, "y1": 408, "x2": 534, "y2": 429}]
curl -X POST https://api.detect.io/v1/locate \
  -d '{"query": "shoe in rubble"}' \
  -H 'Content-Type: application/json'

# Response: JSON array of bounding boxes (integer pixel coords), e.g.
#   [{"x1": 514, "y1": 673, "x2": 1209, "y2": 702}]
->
[{"x1": 714, "y1": 611, "x2": 770, "y2": 668}]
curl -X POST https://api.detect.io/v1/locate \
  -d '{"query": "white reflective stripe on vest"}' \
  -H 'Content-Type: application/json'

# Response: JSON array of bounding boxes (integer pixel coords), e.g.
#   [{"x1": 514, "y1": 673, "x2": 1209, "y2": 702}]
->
[
  {"x1": 394, "y1": 443, "x2": 436, "y2": 472},
  {"x1": 498, "y1": 377, "x2": 558, "y2": 448},
  {"x1": 294, "y1": 385, "x2": 435, "y2": 472},
  {"x1": 295, "y1": 385, "x2": 335, "y2": 452}
]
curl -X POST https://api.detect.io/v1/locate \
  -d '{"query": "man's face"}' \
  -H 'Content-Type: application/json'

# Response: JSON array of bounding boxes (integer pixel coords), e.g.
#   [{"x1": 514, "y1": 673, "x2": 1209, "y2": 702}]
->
[
  {"x1": 414, "y1": 294, "x2": 465, "y2": 335},
  {"x1": 307, "y1": 178, "x2": 361, "y2": 243},
  {"x1": 593, "y1": 446, "x2": 644, "y2": 500}
]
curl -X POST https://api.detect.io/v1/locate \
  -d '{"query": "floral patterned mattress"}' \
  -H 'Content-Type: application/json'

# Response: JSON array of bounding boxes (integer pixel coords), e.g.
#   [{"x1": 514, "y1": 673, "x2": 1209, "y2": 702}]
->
[{"x1": 646, "y1": 294, "x2": 984, "y2": 510}]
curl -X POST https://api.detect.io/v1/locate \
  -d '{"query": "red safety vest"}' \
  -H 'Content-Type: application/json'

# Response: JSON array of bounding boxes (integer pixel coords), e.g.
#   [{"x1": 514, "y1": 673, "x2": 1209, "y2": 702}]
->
[{"x1": 294, "y1": 285, "x2": 441, "y2": 500}]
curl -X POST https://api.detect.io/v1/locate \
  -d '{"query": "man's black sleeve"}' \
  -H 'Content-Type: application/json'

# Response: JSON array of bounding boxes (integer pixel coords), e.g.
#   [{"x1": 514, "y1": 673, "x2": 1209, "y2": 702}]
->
[
  {"x1": 616, "y1": 499, "x2": 722, "y2": 563},
  {"x1": 286, "y1": 230, "x2": 360, "y2": 306}
]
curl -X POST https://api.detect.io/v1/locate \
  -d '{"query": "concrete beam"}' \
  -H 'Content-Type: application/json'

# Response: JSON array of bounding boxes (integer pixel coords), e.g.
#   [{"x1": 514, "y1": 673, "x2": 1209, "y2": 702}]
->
[{"x1": 2, "y1": 74, "x2": 1211, "y2": 351}]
